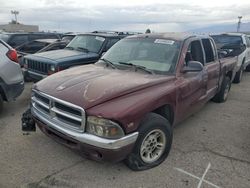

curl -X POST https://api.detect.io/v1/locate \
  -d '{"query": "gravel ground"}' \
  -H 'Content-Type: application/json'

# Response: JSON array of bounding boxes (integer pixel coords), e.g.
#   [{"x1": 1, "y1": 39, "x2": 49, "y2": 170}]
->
[{"x1": 0, "y1": 73, "x2": 250, "y2": 188}]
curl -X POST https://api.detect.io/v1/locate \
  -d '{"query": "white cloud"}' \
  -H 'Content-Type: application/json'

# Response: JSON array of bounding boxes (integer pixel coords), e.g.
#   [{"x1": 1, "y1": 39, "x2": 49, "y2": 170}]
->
[{"x1": 0, "y1": 0, "x2": 250, "y2": 32}]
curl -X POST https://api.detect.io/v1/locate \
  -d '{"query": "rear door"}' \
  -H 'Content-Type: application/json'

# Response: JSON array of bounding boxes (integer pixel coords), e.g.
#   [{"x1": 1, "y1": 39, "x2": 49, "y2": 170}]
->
[{"x1": 201, "y1": 38, "x2": 220, "y2": 99}]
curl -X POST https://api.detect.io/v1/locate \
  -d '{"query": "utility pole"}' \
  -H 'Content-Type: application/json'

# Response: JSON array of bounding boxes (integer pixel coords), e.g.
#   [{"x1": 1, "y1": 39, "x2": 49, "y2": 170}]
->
[
  {"x1": 11, "y1": 10, "x2": 19, "y2": 24},
  {"x1": 237, "y1": 16, "x2": 242, "y2": 32}
]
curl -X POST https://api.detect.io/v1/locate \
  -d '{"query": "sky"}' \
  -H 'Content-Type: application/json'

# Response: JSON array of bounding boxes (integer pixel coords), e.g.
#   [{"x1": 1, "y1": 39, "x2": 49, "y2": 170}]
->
[{"x1": 0, "y1": 0, "x2": 250, "y2": 32}]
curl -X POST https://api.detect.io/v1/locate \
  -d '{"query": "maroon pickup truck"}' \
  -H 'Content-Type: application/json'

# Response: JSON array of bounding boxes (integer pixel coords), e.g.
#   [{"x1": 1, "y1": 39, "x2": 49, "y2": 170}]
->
[{"x1": 23, "y1": 33, "x2": 237, "y2": 171}]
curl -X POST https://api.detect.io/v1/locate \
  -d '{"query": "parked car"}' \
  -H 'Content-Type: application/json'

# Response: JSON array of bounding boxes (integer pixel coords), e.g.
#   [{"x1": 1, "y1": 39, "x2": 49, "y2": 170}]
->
[
  {"x1": 16, "y1": 37, "x2": 75, "y2": 67},
  {"x1": 0, "y1": 32, "x2": 61, "y2": 48},
  {"x1": 211, "y1": 33, "x2": 250, "y2": 83},
  {"x1": 22, "y1": 31, "x2": 131, "y2": 81},
  {"x1": 22, "y1": 33, "x2": 237, "y2": 170},
  {"x1": 0, "y1": 40, "x2": 24, "y2": 111}
]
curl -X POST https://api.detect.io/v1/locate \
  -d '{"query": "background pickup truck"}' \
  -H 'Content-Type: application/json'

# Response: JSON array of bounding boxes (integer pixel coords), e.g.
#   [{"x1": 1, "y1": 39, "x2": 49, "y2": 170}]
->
[
  {"x1": 25, "y1": 33, "x2": 237, "y2": 171},
  {"x1": 22, "y1": 31, "x2": 133, "y2": 81},
  {"x1": 211, "y1": 33, "x2": 250, "y2": 83}
]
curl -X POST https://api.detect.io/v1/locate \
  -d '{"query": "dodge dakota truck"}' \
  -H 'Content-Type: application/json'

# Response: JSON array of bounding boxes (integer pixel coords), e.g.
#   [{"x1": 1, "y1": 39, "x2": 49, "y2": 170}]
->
[
  {"x1": 22, "y1": 33, "x2": 237, "y2": 171},
  {"x1": 22, "y1": 31, "x2": 133, "y2": 81}
]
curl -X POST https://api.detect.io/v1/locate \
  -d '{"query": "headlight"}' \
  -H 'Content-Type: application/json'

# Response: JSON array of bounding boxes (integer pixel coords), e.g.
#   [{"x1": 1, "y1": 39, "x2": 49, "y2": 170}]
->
[
  {"x1": 24, "y1": 58, "x2": 28, "y2": 64},
  {"x1": 50, "y1": 65, "x2": 56, "y2": 72},
  {"x1": 86, "y1": 116, "x2": 125, "y2": 139}
]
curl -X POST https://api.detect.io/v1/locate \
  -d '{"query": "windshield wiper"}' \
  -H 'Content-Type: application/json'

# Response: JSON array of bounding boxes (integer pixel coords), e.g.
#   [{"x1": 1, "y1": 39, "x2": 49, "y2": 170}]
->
[
  {"x1": 100, "y1": 58, "x2": 117, "y2": 69},
  {"x1": 76, "y1": 47, "x2": 89, "y2": 52},
  {"x1": 118, "y1": 62, "x2": 153, "y2": 74},
  {"x1": 65, "y1": 46, "x2": 75, "y2": 50}
]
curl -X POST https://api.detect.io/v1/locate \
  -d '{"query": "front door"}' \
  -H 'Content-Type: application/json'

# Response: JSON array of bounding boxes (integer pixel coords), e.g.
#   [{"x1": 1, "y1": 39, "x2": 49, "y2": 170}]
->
[{"x1": 176, "y1": 39, "x2": 208, "y2": 123}]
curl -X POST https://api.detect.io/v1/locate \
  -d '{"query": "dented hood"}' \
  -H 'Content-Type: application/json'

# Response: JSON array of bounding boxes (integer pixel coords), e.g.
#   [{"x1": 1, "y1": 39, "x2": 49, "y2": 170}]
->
[{"x1": 34, "y1": 64, "x2": 175, "y2": 109}]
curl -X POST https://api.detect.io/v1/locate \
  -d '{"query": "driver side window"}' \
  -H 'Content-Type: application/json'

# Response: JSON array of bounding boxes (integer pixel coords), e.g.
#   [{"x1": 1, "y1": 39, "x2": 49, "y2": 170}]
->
[{"x1": 185, "y1": 40, "x2": 204, "y2": 66}]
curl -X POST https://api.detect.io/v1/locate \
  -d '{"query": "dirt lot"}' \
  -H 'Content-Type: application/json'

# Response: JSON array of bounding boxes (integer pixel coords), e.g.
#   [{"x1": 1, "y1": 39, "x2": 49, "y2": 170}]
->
[{"x1": 0, "y1": 73, "x2": 250, "y2": 188}]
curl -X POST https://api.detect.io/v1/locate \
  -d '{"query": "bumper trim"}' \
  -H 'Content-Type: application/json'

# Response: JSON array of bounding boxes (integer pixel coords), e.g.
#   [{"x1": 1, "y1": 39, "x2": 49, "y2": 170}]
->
[
  {"x1": 27, "y1": 70, "x2": 47, "y2": 79},
  {"x1": 31, "y1": 107, "x2": 138, "y2": 150}
]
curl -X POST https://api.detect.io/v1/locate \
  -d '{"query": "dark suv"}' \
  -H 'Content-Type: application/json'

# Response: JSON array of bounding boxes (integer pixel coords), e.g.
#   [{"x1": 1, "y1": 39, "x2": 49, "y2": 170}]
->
[
  {"x1": 0, "y1": 32, "x2": 61, "y2": 48},
  {"x1": 23, "y1": 31, "x2": 134, "y2": 81}
]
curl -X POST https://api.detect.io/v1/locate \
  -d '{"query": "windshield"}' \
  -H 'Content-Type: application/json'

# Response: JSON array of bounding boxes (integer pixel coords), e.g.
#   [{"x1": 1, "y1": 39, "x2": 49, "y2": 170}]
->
[
  {"x1": 211, "y1": 35, "x2": 243, "y2": 48},
  {"x1": 101, "y1": 38, "x2": 181, "y2": 74},
  {"x1": 66, "y1": 35, "x2": 105, "y2": 53},
  {"x1": 0, "y1": 34, "x2": 10, "y2": 42}
]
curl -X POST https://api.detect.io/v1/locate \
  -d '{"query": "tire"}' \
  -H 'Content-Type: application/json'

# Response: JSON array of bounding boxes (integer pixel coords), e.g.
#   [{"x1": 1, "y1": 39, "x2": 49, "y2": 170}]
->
[
  {"x1": 0, "y1": 94, "x2": 3, "y2": 113},
  {"x1": 233, "y1": 66, "x2": 243, "y2": 83},
  {"x1": 246, "y1": 64, "x2": 250, "y2": 72},
  {"x1": 212, "y1": 76, "x2": 231, "y2": 103},
  {"x1": 124, "y1": 113, "x2": 173, "y2": 171}
]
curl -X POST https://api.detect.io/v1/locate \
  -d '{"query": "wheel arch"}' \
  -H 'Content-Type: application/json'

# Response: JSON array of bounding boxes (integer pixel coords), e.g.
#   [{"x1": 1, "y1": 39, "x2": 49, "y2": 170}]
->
[
  {"x1": 226, "y1": 70, "x2": 233, "y2": 81},
  {"x1": 0, "y1": 85, "x2": 7, "y2": 101},
  {"x1": 152, "y1": 104, "x2": 174, "y2": 126}
]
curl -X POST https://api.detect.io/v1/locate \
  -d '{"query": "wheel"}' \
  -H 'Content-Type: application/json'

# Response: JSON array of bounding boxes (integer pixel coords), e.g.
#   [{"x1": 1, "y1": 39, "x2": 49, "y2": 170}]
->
[
  {"x1": 0, "y1": 94, "x2": 3, "y2": 113},
  {"x1": 246, "y1": 64, "x2": 250, "y2": 72},
  {"x1": 124, "y1": 113, "x2": 173, "y2": 171},
  {"x1": 233, "y1": 66, "x2": 243, "y2": 83},
  {"x1": 212, "y1": 76, "x2": 231, "y2": 103}
]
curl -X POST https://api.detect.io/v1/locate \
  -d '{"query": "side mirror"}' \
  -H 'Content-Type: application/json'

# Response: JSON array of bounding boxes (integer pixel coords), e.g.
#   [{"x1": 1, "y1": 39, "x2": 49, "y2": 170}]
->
[
  {"x1": 182, "y1": 61, "x2": 203, "y2": 73},
  {"x1": 218, "y1": 50, "x2": 228, "y2": 58},
  {"x1": 240, "y1": 43, "x2": 246, "y2": 51}
]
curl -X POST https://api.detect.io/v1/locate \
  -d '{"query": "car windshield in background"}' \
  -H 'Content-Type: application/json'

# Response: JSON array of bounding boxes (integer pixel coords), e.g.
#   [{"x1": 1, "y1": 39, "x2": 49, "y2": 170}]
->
[
  {"x1": 102, "y1": 38, "x2": 181, "y2": 74},
  {"x1": 66, "y1": 35, "x2": 105, "y2": 53},
  {"x1": 211, "y1": 35, "x2": 243, "y2": 48},
  {"x1": 0, "y1": 34, "x2": 9, "y2": 42}
]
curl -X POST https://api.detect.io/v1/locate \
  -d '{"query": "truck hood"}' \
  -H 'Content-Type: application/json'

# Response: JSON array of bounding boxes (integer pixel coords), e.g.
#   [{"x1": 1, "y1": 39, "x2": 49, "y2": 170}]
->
[
  {"x1": 34, "y1": 64, "x2": 175, "y2": 109},
  {"x1": 26, "y1": 49, "x2": 99, "y2": 63}
]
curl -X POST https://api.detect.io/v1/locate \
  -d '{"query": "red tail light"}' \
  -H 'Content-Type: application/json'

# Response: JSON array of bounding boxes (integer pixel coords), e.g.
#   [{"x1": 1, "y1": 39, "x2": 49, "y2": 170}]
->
[{"x1": 6, "y1": 49, "x2": 18, "y2": 63}]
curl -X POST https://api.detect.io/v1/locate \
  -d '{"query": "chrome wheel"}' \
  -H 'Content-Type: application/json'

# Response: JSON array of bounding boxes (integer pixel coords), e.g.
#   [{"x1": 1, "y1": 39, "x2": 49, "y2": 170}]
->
[
  {"x1": 223, "y1": 82, "x2": 230, "y2": 100},
  {"x1": 140, "y1": 129, "x2": 166, "y2": 163}
]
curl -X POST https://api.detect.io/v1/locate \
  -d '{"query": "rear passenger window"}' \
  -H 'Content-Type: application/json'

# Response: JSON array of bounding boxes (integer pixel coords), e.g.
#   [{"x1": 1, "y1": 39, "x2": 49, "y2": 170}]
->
[{"x1": 202, "y1": 39, "x2": 215, "y2": 63}]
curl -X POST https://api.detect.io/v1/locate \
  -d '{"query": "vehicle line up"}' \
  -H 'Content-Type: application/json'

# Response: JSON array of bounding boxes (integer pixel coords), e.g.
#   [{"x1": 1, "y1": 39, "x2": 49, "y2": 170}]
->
[{"x1": 0, "y1": 30, "x2": 249, "y2": 170}]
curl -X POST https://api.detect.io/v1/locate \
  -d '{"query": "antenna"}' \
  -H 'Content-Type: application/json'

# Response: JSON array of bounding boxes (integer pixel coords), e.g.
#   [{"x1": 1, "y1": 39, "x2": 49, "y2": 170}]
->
[
  {"x1": 237, "y1": 16, "x2": 242, "y2": 32},
  {"x1": 11, "y1": 10, "x2": 19, "y2": 24}
]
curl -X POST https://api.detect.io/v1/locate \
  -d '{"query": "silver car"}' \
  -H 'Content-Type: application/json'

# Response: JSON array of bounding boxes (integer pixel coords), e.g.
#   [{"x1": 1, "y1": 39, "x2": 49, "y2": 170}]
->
[{"x1": 0, "y1": 39, "x2": 24, "y2": 111}]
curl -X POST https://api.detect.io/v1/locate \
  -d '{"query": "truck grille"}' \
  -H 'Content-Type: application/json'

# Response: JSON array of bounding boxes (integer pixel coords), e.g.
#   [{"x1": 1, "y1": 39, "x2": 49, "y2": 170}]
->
[
  {"x1": 27, "y1": 59, "x2": 49, "y2": 74},
  {"x1": 31, "y1": 90, "x2": 85, "y2": 132}
]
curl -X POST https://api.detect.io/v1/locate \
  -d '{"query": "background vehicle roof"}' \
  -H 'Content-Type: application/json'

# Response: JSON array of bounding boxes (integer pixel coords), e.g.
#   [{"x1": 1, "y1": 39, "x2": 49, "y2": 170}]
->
[
  {"x1": 33, "y1": 39, "x2": 59, "y2": 43},
  {"x1": 211, "y1": 33, "x2": 246, "y2": 37},
  {"x1": 77, "y1": 31, "x2": 139, "y2": 38},
  {"x1": 4, "y1": 32, "x2": 60, "y2": 35},
  {"x1": 126, "y1": 32, "x2": 210, "y2": 41}
]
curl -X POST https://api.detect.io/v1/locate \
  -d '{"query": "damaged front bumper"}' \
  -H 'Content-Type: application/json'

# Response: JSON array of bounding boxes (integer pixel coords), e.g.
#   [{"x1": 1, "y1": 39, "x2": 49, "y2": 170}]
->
[{"x1": 21, "y1": 105, "x2": 138, "y2": 162}]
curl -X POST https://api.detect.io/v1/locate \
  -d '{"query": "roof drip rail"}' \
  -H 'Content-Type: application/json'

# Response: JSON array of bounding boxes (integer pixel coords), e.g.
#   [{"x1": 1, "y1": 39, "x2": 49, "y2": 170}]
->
[{"x1": 92, "y1": 30, "x2": 142, "y2": 36}]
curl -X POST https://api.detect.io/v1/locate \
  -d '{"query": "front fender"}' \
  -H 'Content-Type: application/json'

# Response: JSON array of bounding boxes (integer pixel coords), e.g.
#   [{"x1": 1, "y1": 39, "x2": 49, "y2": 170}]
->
[{"x1": 86, "y1": 84, "x2": 176, "y2": 134}]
